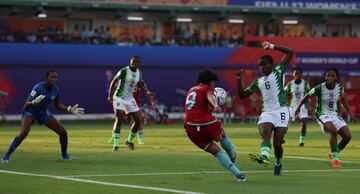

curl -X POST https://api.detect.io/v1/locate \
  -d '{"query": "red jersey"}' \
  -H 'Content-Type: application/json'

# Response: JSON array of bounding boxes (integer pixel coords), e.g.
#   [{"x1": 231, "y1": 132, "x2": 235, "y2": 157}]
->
[{"x1": 184, "y1": 84, "x2": 217, "y2": 125}]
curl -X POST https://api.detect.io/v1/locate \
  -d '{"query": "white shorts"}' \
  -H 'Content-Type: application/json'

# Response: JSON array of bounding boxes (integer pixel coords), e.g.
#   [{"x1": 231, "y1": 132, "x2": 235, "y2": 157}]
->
[
  {"x1": 258, "y1": 106, "x2": 290, "y2": 128},
  {"x1": 289, "y1": 106, "x2": 308, "y2": 121},
  {"x1": 113, "y1": 96, "x2": 139, "y2": 114},
  {"x1": 316, "y1": 114, "x2": 347, "y2": 132}
]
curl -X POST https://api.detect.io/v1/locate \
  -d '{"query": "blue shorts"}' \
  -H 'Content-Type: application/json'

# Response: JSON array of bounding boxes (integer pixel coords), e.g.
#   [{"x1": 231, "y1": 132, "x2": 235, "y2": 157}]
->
[{"x1": 22, "y1": 110, "x2": 53, "y2": 125}]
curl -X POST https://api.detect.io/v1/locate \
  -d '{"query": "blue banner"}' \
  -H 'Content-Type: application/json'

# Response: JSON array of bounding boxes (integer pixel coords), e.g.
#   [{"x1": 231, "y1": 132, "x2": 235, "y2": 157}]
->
[{"x1": 0, "y1": 43, "x2": 233, "y2": 68}]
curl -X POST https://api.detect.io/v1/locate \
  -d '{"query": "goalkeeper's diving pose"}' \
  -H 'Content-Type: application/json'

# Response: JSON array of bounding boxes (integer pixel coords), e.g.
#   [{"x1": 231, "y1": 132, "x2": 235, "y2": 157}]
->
[{"x1": 1, "y1": 70, "x2": 84, "y2": 164}]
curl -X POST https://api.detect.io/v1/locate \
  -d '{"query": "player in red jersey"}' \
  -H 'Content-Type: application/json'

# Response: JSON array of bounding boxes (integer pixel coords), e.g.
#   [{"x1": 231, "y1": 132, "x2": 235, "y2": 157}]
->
[{"x1": 184, "y1": 69, "x2": 246, "y2": 182}]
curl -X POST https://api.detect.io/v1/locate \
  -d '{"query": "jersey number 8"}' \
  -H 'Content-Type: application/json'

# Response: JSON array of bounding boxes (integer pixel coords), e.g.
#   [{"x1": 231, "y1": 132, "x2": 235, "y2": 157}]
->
[{"x1": 265, "y1": 81, "x2": 271, "y2": 90}]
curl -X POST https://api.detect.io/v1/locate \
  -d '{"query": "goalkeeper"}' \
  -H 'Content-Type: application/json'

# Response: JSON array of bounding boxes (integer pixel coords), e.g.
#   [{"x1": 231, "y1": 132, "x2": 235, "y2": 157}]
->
[{"x1": 1, "y1": 70, "x2": 84, "y2": 164}]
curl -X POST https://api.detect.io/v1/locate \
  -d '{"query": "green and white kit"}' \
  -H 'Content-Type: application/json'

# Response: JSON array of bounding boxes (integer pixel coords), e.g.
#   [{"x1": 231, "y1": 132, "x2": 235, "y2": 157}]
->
[
  {"x1": 247, "y1": 62, "x2": 290, "y2": 128},
  {"x1": 285, "y1": 79, "x2": 310, "y2": 121},
  {"x1": 309, "y1": 82, "x2": 347, "y2": 132},
  {"x1": 113, "y1": 66, "x2": 142, "y2": 113}
]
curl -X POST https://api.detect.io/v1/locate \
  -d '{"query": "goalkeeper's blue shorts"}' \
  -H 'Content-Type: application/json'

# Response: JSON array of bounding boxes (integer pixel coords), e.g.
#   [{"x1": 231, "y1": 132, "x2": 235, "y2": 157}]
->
[{"x1": 21, "y1": 109, "x2": 53, "y2": 125}]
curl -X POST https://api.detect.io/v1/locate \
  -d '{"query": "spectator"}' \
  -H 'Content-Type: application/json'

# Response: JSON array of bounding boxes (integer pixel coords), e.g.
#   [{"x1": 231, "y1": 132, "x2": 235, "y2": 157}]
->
[
  {"x1": 26, "y1": 33, "x2": 37, "y2": 43},
  {"x1": 183, "y1": 26, "x2": 192, "y2": 43},
  {"x1": 71, "y1": 24, "x2": 81, "y2": 43},
  {"x1": 37, "y1": 25, "x2": 46, "y2": 43},
  {"x1": 80, "y1": 25, "x2": 88, "y2": 43},
  {"x1": 156, "y1": 102, "x2": 168, "y2": 124},
  {"x1": 48, "y1": 26, "x2": 55, "y2": 40}
]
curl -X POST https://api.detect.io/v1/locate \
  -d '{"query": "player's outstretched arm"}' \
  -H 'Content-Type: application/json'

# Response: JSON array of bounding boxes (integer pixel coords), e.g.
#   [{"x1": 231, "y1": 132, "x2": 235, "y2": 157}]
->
[
  {"x1": 235, "y1": 70, "x2": 253, "y2": 99},
  {"x1": 295, "y1": 94, "x2": 310, "y2": 116},
  {"x1": 340, "y1": 93, "x2": 357, "y2": 122}
]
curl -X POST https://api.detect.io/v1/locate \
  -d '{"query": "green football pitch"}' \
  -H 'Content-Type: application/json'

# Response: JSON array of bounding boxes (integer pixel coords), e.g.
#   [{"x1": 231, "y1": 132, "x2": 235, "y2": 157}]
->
[{"x1": 1, "y1": 121, "x2": 360, "y2": 194}]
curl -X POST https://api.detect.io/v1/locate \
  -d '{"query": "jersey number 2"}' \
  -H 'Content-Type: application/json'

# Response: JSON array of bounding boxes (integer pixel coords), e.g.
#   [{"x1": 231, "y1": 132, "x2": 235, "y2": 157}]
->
[{"x1": 186, "y1": 92, "x2": 197, "y2": 110}]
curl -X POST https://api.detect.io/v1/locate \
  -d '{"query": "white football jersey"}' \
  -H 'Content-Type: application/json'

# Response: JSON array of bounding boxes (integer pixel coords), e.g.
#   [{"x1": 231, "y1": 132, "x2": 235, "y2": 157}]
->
[
  {"x1": 285, "y1": 79, "x2": 310, "y2": 109},
  {"x1": 114, "y1": 66, "x2": 142, "y2": 100},
  {"x1": 308, "y1": 82, "x2": 344, "y2": 117},
  {"x1": 247, "y1": 62, "x2": 288, "y2": 112}
]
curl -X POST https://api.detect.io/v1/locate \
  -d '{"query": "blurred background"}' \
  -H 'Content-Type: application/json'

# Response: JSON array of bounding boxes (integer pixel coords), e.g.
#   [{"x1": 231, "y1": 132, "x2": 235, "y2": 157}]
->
[{"x1": 0, "y1": 0, "x2": 359, "y2": 123}]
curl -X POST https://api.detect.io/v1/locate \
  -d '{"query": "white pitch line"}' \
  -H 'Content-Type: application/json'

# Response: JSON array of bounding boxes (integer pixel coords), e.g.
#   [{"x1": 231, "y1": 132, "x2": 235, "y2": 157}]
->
[
  {"x1": 63, "y1": 169, "x2": 360, "y2": 178},
  {"x1": 284, "y1": 155, "x2": 360, "y2": 164},
  {"x1": 0, "y1": 170, "x2": 203, "y2": 194},
  {"x1": 235, "y1": 151, "x2": 360, "y2": 164}
]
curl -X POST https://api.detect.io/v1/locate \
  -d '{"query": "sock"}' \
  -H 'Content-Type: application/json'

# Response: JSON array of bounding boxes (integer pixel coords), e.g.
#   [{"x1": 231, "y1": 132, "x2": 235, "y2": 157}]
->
[
  {"x1": 127, "y1": 131, "x2": 136, "y2": 143},
  {"x1": 260, "y1": 142, "x2": 271, "y2": 159},
  {"x1": 215, "y1": 151, "x2": 241, "y2": 176},
  {"x1": 4, "y1": 136, "x2": 23, "y2": 159},
  {"x1": 220, "y1": 135, "x2": 236, "y2": 159},
  {"x1": 59, "y1": 135, "x2": 68, "y2": 157},
  {"x1": 113, "y1": 131, "x2": 120, "y2": 147},
  {"x1": 299, "y1": 135, "x2": 305, "y2": 144},
  {"x1": 331, "y1": 145, "x2": 339, "y2": 161},
  {"x1": 138, "y1": 130, "x2": 143, "y2": 140},
  {"x1": 275, "y1": 150, "x2": 283, "y2": 167},
  {"x1": 275, "y1": 157, "x2": 282, "y2": 166}
]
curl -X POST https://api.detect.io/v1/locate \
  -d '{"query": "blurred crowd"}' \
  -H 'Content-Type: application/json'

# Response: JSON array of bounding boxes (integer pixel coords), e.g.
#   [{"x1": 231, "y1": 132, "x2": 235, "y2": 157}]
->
[{"x1": 0, "y1": 23, "x2": 358, "y2": 47}]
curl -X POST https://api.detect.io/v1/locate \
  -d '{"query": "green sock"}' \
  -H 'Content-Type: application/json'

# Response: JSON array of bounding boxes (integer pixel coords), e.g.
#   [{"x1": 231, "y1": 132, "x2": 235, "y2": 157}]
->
[
  {"x1": 299, "y1": 135, "x2": 305, "y2": 144},
  {"x1": 331, "y1": 145, "x2": 339, "y2": 161},
  {"x1": 113, "y1": 132, "x2": 120, "y2": 147},
  {"x1": 127, "y1": 131, "x2": 136, "y2": 143},
  {"x1": 260, "y1": 142, "x2": 271, "y2": 159}
]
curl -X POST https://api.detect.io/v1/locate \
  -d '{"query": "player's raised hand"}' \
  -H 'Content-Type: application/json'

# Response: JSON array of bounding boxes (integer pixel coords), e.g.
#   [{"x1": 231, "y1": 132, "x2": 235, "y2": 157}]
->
[
  {"x1": 32, "y1": 95, "x2": 45, "y2": 105},
  {"x1": 262, "y1": 41, "x2": 272, "y2": 50},
  {"x1": 235, "y1": 69, "x2": 245, "y2": 80},
  {"x1": 67, "y1": 104, "x2": 85, "y2": 117}
]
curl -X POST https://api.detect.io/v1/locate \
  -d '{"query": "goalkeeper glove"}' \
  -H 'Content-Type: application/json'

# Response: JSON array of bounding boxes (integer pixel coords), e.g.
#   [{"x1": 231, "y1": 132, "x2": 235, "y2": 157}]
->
[
  {"x1": 31, "y1": 95, "x2": 45, "y2": 105},
  {"x1": 67, "y1": 104, "x2": 85, "y2": 117}
]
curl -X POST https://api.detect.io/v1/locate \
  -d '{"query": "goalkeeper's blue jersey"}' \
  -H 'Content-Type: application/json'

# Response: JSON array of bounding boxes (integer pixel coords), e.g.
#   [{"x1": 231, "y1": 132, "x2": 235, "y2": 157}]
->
[{"x1": 23, "y1": 82, "x2": 61, "y2": 114}]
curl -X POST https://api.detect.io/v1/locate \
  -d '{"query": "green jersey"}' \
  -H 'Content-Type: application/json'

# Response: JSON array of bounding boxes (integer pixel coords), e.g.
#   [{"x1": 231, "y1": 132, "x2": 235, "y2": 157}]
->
[
  {"x1": 285, "y1": 79, "x2": 310, "y2": 108},
  {"x1": 246, "y1": 62, "x2": 288, "y2": 112},
  {"x1": 308, "y1": 82, "x2": 344, "y2": 117},
  {"x1": 114, "y1": 66, "x2": 142, "y2": 100}
]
